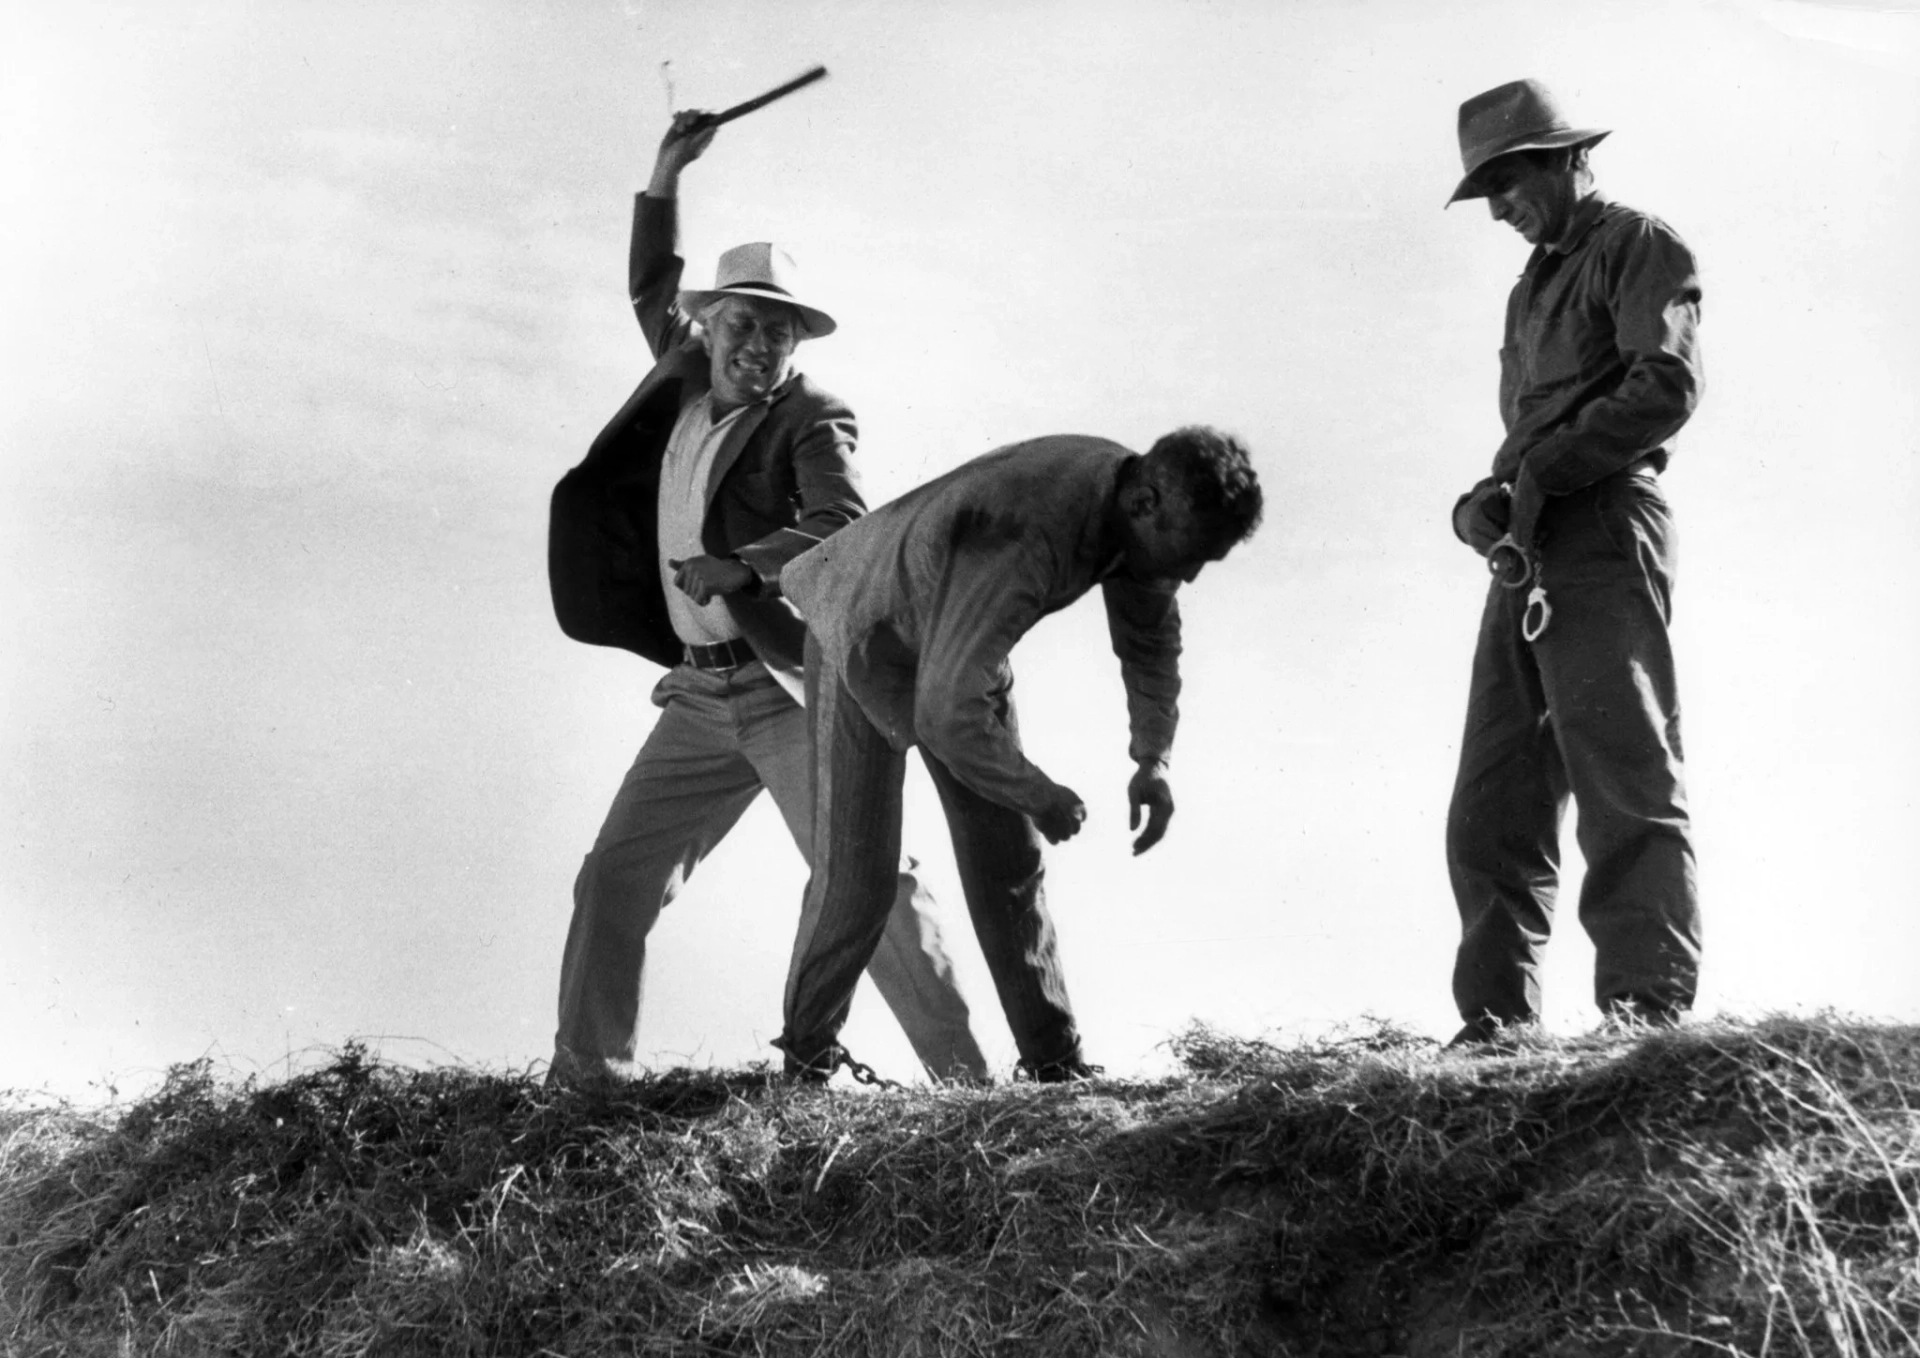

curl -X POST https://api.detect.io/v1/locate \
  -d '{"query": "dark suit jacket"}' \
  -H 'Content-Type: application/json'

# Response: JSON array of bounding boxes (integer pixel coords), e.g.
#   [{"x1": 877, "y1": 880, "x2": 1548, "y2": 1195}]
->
[{"x1": 549, "y1": 195, "x2": 862, "y2": 696}]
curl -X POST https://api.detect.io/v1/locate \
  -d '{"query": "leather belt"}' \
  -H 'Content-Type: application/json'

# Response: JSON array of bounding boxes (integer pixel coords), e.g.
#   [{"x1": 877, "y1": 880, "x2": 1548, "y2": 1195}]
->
[{"x1": 683, "y1": 638, "x2": 756, "y2": 671}]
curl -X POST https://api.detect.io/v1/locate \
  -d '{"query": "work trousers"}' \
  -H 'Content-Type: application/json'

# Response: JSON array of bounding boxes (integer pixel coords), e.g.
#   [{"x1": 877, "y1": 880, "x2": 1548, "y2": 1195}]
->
[
  {"x1": 1447, "y1": 467, "x2": 1701, "y2": 1026},
  {"x1": 781, "y1": 634, "x2": 1082, "y2": 1071},
  {"x1": 554, "y1": 660, "x2": 987, "y2": 1080}
]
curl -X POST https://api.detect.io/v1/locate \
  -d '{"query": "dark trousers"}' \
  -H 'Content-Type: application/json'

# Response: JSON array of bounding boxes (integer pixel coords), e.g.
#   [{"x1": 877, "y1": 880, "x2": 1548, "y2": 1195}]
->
[
  {"x1": 782, "y1": 634, "x2": 1081, "y2": 1071},
  {"x1": 1446, "y1": 467, "x2": 1701, "y2": 1026}
]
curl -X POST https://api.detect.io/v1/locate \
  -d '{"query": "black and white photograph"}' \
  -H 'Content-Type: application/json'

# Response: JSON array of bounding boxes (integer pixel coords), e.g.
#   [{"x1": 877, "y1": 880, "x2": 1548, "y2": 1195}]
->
[{"x1": 4, "y1": 1, "x2": 1915, "y2": 1353}]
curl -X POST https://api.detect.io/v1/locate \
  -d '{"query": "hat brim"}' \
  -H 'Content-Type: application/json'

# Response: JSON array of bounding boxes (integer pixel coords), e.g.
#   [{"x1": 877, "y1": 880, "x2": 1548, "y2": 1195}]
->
[
  {"x1": 1446, "y1": 128, "x2": 1610, "y2": 205},
  {"x1": 678, "y1": 286, "x2": 837, "y2": 339}
]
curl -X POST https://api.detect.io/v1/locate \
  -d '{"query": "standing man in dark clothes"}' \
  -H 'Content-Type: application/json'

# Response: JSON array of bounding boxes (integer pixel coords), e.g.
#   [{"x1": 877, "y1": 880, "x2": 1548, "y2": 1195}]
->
[
  {"x1": 772, "y1": 428, "x2": 1263, "y2": 1082},
  {"x1": 545, "y1": 110, "x2": 989, "y2": 1083},
  {"x1": 1442, "y1": 79, "x2": 1705, "y2": 1044}
]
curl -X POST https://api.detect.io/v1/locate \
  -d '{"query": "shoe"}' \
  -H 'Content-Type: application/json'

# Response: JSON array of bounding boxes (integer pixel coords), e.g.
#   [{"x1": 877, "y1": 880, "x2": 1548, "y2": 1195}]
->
[
  {"x1": 544, "y1": 1048, "x2": 634, "y2": 1091},
  {"x1": 1015, "y1": 1056, "x2": 1104, "y2": 1084},
  {"x1": 1445, "y1": 1022, "x2": 1491, "y2": 1051},
  {"x1": 771, "y1": 1038, "x2": 897, "y2": 1088},
  {"x1": 1601, "y1": 997, "x2": 1686, "y2": 1032},
  {"x1": 1445, "y1": 1016, "x2": 1536, "y2": 1051},
  {"x1": 772, "y1": 1036, "x2": 844, "y2": 1085}
]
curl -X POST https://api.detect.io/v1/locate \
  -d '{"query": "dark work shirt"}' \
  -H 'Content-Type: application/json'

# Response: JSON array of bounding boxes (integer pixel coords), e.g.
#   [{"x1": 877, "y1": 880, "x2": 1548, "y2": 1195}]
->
[{"x1": 1490, "y1": 194, "x2": 1704, "y2": 493}]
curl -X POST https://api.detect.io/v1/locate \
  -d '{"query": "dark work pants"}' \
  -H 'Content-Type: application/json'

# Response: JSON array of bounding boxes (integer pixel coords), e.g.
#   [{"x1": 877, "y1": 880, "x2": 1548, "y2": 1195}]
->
[
  {"x1": 1446, "y1": 467, "x2": 1700, "y2": 1026},
  {"x1": 782, "y1": 633, "x2": 1082, "y2": 1072}
]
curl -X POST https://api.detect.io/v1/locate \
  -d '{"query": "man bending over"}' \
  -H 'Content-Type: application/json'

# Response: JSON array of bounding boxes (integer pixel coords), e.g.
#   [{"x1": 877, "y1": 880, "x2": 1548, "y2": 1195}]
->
[{"x1": 772, "y1": 427, "x2": 1263, "y2": 1081}]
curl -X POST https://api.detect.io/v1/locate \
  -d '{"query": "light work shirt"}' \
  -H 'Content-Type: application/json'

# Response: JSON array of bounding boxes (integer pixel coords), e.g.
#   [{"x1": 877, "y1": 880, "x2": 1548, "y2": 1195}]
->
[
  {"x1": 1491, "y1": 194, "x2": 1704, "y2": 493},
  {"x1": 658, "y1": 393, "x2": 748, "y2": 646},
  {"x1": 781, "y1": 435, "x2": 1182, "y2": 820}
]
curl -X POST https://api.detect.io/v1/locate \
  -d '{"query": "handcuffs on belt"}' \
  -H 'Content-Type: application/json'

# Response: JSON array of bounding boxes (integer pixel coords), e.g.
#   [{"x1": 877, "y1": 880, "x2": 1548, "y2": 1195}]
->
[
  {"x1": 1484, "y1": 460, "x2": 1660, "y2": 644},
  {"x1": 1486, "y1": 532, "x2": 1551, "y2": 643}
]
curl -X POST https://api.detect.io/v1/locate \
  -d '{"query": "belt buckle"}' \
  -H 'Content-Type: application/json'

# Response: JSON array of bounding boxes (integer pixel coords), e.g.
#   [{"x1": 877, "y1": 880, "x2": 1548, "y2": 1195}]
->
[{"x1": 689, "y1": 640, "x2": 746, "y2": 671}]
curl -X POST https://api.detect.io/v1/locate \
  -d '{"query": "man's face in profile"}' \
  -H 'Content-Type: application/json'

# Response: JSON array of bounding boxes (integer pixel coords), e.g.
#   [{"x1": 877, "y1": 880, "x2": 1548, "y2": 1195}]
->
[
  {"x1": 1476, "y1": 149, "x2": 1580, "y2": 248},
  {"x1": 1123, "y1": 477, "x2": 1229, "y2": 586}
]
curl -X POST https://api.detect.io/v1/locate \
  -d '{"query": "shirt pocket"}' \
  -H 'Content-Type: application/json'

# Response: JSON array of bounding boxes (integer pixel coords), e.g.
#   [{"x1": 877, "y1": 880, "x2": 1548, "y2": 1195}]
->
[{"x1": 1529, "y1": 278, "x2": 1618, "y2": 388}]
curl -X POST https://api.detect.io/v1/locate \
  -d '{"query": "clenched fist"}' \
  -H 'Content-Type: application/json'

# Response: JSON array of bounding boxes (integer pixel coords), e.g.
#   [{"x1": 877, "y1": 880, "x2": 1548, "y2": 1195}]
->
[
  {"x1": 669, "y1": 555, "x2": 754, "y2": 605},
  {"x1": 1033, "y1": 786, "x2": 1088, "y2": 845},
  {"x1": 1452, "y1": 480, "x2": 1511, "y2": 557}
]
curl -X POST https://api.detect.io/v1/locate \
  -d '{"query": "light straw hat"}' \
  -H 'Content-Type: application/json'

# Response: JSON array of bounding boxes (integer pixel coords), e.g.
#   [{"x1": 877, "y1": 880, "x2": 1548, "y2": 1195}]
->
[{"x1": 676, "y1": 241, "x2": 836, "y2": 337}]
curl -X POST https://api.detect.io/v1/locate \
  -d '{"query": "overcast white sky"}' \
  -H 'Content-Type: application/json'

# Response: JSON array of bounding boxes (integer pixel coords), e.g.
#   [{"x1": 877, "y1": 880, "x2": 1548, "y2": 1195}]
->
[{"x1": 4, "y1": 0, "x2": 1916, "y2": 1098}]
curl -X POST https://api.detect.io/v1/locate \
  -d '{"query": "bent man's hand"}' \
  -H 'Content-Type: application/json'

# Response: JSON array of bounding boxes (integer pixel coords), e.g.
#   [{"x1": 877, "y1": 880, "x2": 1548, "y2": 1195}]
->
[
  {"x1": 1033, "y1": 786, "x2": 1088, "y2": 846},
  {"x1": 669, "y1": 555, "x2": 754, "y2": 605},
  {"x1": 1452, "y1": 481, "x2": 1511, "y2": 557},
  {"x1": 1128, "y1": 761, "x2": 1175, "y2": 855}
]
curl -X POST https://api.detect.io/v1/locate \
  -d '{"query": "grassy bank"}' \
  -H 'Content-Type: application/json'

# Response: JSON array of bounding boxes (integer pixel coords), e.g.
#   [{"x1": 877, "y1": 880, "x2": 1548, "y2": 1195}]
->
[{"x1": 3, "y1": 1016, "x2": 1916, "y2": 1356}]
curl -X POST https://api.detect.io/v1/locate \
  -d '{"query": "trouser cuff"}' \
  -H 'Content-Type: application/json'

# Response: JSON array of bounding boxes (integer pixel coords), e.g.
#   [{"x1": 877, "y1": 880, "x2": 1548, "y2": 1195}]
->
[
  {"x1": 1015, "y1": 1026, "x2": 1084, "y2": 1071},
  {"x1": 771, "y1": 1033, "x2": 841, "y2": 1080}
]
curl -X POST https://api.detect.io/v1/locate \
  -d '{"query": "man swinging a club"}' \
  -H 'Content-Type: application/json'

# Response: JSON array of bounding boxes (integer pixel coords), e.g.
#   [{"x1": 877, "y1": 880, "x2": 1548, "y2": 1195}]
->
[{"x1": 546, "y1": 109, "x2": 991, "y2": 1083}]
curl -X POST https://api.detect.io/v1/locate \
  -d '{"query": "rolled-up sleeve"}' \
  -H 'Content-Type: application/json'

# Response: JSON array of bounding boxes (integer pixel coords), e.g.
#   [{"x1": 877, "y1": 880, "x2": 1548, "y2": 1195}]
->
[
  {"x1": 1102, "y1": 576, "x2": 1182, "y2": 766},
  {"x1": 1524, "y1": 222, "x2": 1704, "y2": 494}
]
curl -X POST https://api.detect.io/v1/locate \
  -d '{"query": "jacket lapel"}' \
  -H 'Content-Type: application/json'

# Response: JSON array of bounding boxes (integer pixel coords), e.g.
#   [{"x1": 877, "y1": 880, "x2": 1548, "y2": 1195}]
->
[{"x1": 702, "y1": 379, "x2": 787, "y2": 511}]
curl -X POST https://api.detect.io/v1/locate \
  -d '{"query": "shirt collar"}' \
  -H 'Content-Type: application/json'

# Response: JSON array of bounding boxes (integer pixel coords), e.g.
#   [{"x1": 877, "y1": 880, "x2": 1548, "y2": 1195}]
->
[
  {"x1": 1545, "y1": 192, "x2": 1609, "y2": 255},
  {"x1": 698, "y1": 371, "x2": 793, "y2": 423},
  {"x1": 694, "y1": 390, "x2": 750, "y2": 430},
  {"x1": 1085, "y1": 454, "x2": 1136, "y2": 580}
]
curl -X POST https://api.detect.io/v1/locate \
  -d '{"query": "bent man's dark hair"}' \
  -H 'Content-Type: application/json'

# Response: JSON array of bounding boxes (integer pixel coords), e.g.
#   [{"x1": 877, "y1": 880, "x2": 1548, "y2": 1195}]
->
[{"x1": 1147, "y1": 425, "x2": 1264, "y2": 547}]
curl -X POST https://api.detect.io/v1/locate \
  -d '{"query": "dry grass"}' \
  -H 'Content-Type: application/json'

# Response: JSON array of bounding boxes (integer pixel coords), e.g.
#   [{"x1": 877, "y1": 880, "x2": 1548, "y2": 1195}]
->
[{"x1": 2, "y1": 1015, "x2": 1915, "y2": 1356}]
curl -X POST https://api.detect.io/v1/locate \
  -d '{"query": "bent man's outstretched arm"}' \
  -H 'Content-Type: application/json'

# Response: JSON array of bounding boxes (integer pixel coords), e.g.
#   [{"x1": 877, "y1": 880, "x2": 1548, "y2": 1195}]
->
[
  {"x1": 913, "y1": 543, "x2": 1084, "y2": 836},
  {"x1": 1103, "y1": 576, "x2": 1182, "y2": 852}
]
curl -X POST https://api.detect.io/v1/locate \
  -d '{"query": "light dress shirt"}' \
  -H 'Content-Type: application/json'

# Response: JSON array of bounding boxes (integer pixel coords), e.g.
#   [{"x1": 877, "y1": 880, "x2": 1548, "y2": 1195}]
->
[{"x1": 658, "y1": 393, "x2": 748, "y2": 646}]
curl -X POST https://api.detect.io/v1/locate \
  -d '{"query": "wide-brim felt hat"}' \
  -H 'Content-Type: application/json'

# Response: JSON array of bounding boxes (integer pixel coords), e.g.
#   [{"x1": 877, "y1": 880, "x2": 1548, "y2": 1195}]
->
[
  {"x1": 1447, "y1": 78, "x2": 1609, "y2": 205},
  {"x1": 677, "y1": 241, "x2": 837, "y2": 338}
]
